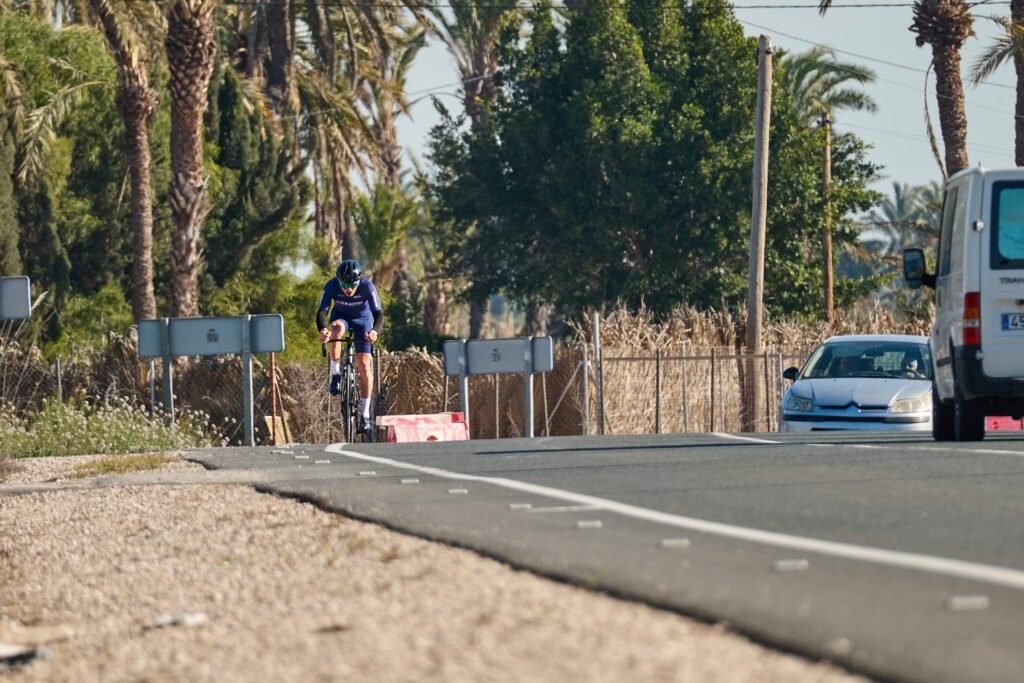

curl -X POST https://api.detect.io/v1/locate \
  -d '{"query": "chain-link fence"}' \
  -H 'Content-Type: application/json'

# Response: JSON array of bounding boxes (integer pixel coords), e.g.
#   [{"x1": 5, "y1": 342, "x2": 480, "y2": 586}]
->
[
  {"x1": 2, "y1": 330, "x2": 812, "y2": 444},
  {"x1": 592, "y1": 346, "x2": 808, "y2": 435}
]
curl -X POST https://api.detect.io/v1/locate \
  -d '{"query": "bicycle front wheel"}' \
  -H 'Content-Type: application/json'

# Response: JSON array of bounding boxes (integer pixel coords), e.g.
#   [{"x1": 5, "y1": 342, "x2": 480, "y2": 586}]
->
[{"x1": 342, "y1": 367, "x2": 357, "y2": 442}]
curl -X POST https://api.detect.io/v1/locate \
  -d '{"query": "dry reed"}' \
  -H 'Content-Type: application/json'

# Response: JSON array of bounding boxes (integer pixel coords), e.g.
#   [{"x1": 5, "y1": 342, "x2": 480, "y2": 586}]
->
[{"x1": 1, "y1": 303, "x2": 933, "y2": 443}]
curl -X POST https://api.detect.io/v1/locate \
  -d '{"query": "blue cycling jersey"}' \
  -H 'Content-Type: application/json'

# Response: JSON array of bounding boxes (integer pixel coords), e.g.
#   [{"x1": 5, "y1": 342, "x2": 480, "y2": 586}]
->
[{"x1": 318, "y1": 276, "x2": 382, "y2": 322}]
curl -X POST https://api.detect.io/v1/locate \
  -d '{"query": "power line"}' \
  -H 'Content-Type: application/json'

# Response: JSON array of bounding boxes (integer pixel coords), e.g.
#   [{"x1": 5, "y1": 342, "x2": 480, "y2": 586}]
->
[
  {"x1": 739, "y1": 18, "x2": 1016, "y2": 90},
  {"x1": 837, "y1": 120, "x2": 1014, "y2": 158}
]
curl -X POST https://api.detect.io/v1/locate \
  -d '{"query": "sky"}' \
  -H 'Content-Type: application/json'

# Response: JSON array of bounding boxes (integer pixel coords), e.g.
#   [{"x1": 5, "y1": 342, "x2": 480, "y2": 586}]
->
[{"x1": 395, "y1": 1, "x2": 1019, "y2": 198}]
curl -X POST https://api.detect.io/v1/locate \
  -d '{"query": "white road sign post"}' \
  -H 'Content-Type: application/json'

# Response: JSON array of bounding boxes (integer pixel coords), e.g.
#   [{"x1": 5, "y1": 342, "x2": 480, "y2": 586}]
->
[
  {"x1": 443, "y1": 336, "x2": 554, "y2": 438},
  {"x1": 138, "y1": 314, "x2": 285, "y2": 446},
  {"x1": 0, "y1": 276, "x2": 32, "y2": 320}
]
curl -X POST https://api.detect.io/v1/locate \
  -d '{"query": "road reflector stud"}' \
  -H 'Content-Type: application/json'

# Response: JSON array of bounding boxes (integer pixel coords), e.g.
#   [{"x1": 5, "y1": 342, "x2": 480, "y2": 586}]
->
[
  {"x1": 946, "y1": 595, "x2": 989, "y2": 611},
  {"x1": 315, "y1": 460, "x2": 330, "y2": 464},
  {"x1": 773, "y1": 559, "x2": 810, "y2": 572},
  {"x1": 448, "y1": 488, "x2": 469, "y2": 495},
  {"x1": 294, "y1": 455, "x2": 309, "y2": 460},
  {"x1": 359, "y1": 471, "x2": 376, "y2": 476},
  {"x1": 400, "y1": 478, "x2": 420, "y2": 485},
  {"x1": 660, "y1": 538, "x2": 691, "y2": 549},
  {"x1": 576, "y1": 520, "x2": 602, "y2": 529},
  {"x1": 826, "y1": 637, "x2": 853, "y2": 656}
]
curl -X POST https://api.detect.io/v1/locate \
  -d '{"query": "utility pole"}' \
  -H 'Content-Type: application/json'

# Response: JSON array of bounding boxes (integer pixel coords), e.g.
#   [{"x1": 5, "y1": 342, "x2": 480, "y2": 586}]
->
[
  {"x1": 747, "y1": 35, "x2": 772, "y2": 356},
  {"x1": 745, "y1": 34, "x2": 772, "y2": 431},
  {"x1": 821, "y1": 112, "x2": 834, "y2": 324}
]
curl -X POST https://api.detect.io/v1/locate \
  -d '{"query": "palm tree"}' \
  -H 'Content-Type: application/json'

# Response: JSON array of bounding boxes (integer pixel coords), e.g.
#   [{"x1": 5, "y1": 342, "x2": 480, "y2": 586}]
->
[
  {"x1": 910, "y1": 0, "x2": 974, "y2": 177},
  {"x1": 969, "y1": 7, "x2": 1024, "y2": 165},
  {"x1": 352, "y1": 181, "x2": 420, "y2": 291},
  {"x1": 165, "y1": 0, "x2": 216, "y2": 319},
  {"x1": 865, "y1": 181, "x2": 937, "y2": 256},
  {"x1": 359, "y1": 22, "x2": 425, "y2": 303},
  {"x1": 778, "y1": 46, "x2": 877, "y2": 124},
  {"x1": 0, "y1": 55, "x2": 23, "y2": 275},
  {"x1": 427, "y1": 2, "x2": 518, "y2": 134},
  {"x1": 779, "y1": 46, "x2": 877, "y2": 322},
  {"x1": 818, "y1": 0, "x2": 973, "y2": 178},
  {"x1": 291, "y1": 8, "x2": 375, "y2": 260},
  {"x1": 427, "y1": 2, "x2": 523, "y2": 338},
  {"x1": 361, "y1": 22, "x2": 424, "y2": 190},
  {"x1": 87, "y1": 0, "x2": 162, "y2": 321}
]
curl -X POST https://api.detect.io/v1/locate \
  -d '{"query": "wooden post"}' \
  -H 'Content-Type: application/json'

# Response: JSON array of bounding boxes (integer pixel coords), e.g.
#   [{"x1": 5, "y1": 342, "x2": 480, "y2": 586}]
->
[
  {"x1": 581, "y1": 345, "x2": 590, "y2": 435},
  {"x1": 746, "y1": 35, "x2": 772, "y2": 432},
  {"x1": 681, "y1": 342, "x2": 690, "y2": 433},
  {"x1": 710, "y1": 348, "x2": 716, "y2": 432},
  {"x1": 655, "y1": 349, "x2": 662, "y2": 434},
  {"x1": 822, "y1": 112, "x2": 834, "y2": 324},
  {"x1": 747, "y1": 34, "x2": 772, "y2": 357}
]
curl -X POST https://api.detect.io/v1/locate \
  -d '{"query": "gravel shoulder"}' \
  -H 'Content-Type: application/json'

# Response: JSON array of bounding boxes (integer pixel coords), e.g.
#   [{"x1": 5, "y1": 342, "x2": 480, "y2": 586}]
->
[{"x1": 0, "y1": 452, "x2": 867, "y2": 682}]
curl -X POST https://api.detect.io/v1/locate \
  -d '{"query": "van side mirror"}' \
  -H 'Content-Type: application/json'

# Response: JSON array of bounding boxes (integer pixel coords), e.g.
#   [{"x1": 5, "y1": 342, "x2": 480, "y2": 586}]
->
[
  {"x1": 783, "y1": 367, "x2": 799, "y2": 382},
  {"x1": 903, "y1": 248, "x2": 936, "y2": 290}
]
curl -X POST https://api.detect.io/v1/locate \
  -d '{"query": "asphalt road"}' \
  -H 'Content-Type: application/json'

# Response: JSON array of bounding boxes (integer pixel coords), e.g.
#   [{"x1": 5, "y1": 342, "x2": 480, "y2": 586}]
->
[{"x1": 189, "y1": 431, "x2": 1024, "y2": 683}]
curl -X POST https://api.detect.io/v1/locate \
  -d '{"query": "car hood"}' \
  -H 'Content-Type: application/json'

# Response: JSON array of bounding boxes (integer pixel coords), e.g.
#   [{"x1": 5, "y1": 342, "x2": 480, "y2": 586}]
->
[{"x1": 792, "y1": 378, "x2": 930, "y2": 408}]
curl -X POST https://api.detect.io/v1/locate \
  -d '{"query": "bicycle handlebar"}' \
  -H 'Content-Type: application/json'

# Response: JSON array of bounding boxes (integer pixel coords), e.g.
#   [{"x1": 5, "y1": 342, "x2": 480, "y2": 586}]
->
[{"x1": 321, "y1": 332, "x2": 357, "y2": 357}]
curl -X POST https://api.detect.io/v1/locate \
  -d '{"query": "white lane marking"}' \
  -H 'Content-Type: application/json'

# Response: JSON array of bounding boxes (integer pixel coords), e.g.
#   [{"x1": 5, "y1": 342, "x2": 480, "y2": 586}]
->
[
  {"x1": 326, "y1": 443, "x2": 1024, "y2": 591},
  {"x1": 946, "y1": 595, "x2": 990, "y2": 611},
  {"x1": 720, "y1": 437, "x2": 1024, "y2": 460},
  {"x1": 773, "y1": 559, "x2": 810, "y2": 572},
  {"x1": 527, "y1": 504, "x2": 601, "y2": 514},
  {"x1": 967, "y1": 448, "x2": 1024, "y2": 458},
  {"x1": 847, "y1": 443, "x2": 1024, "y2": 459},
  {"x1": 711, "y1": 432, "x2": 780, "y2": 444}
]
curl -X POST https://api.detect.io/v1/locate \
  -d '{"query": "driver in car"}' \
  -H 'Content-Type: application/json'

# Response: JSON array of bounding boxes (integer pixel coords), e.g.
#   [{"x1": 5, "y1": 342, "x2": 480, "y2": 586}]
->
[{"x1": 902, "y1": 358, "x2": 927, "y2": 379}]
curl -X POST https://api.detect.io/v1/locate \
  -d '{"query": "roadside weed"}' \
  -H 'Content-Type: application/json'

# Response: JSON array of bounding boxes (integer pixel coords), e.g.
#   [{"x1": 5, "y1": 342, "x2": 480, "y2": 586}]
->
[{"x1": 69, "y1": 453, "x2": 178, "y2": 478}]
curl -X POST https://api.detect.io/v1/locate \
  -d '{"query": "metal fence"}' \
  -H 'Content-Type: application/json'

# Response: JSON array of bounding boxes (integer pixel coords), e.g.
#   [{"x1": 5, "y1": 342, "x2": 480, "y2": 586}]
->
[
  {"x1": 2, "y1": 332, "x2": 813, "y2": 443},
  {"x1": 591, "y1": 345, "x2": 808, "y2": 435}
]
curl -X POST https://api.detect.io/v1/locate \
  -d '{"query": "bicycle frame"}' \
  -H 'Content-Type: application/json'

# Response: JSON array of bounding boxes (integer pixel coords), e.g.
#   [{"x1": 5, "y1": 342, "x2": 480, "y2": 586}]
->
[{"x1": 324, "y1": 334, "x2": 376, "y2": 443}]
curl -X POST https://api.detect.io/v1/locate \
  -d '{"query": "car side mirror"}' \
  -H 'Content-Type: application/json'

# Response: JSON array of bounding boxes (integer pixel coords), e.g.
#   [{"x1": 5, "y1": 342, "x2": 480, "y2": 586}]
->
[
  {"x1": 903, "y1": 248, "x2": 936, "y2": 290},
  {"x1": 783, "y1": 367, "x2": 799, "y2": 382}
]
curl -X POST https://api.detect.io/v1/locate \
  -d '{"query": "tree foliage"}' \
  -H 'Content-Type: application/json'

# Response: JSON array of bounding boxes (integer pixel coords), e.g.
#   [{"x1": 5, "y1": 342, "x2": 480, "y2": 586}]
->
[{"x1": 430, "y1": 0, "x2": 881, "y2": 321}]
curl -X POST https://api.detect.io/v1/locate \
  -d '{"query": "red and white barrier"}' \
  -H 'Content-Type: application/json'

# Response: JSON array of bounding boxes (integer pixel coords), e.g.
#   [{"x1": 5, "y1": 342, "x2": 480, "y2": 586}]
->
[
  {"x1": 376, "y1": 412, "x2": 469, "y2": 443},
  {"x1": 986, "y1": 416, "x2": 1023, "y2": 431}
]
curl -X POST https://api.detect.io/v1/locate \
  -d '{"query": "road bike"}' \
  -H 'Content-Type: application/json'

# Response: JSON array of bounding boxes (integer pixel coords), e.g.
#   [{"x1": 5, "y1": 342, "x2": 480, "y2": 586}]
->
[{"x1": 323, "y1": 334, "x2": 376, "y2": 443}]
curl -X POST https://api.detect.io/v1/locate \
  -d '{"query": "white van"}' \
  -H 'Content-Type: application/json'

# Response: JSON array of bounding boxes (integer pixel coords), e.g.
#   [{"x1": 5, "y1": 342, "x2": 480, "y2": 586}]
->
[{"x1": 904, "y1": 166, "x2": 1024, "y2": 441}]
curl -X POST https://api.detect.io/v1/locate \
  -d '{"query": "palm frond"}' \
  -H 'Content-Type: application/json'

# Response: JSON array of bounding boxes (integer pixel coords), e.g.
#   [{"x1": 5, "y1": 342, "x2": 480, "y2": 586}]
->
[
  {"x1": 17, "y1": 79, "x2": 107, "y2": 183},
  {"x1": 968, "y1": 15, "x2": 1024, "y2": 86}
]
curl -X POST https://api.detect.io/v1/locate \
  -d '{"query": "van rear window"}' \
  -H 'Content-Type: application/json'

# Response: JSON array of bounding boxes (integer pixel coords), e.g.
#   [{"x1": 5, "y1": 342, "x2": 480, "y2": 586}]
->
[{"x1": 992, "y1": 182, "x2": 1024, "y2": 268}]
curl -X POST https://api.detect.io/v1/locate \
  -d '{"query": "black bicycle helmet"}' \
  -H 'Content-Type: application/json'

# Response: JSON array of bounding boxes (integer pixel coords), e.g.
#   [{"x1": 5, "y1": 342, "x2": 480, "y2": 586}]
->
[{"x1": 335, "y1": 259, "x2": 362, "y2": 284}]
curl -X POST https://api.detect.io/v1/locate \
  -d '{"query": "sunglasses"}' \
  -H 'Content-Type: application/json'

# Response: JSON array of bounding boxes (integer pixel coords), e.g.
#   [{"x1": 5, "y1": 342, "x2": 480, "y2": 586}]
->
[{"x1": 338, "y1": 279, "x2": 358, "y2": 289}]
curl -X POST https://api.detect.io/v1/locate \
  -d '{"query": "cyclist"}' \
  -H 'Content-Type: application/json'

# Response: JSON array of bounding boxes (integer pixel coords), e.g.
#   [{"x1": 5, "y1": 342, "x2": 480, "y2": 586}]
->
[{"x1": 317, "y1": 258, "x2": 384, "y2": 433}]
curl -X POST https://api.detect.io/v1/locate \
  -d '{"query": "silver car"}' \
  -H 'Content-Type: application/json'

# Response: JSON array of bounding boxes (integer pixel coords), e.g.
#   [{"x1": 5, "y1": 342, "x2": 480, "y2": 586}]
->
[{"x1": 780, "y1": 334, "x2": 932, "y2": 432}]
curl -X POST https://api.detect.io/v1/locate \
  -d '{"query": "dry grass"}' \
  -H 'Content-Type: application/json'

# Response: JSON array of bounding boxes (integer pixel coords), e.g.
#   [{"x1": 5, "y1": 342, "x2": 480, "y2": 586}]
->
[
  {"x1": 0, "y1": 454, "x2": 16, "y2": 482},
  {"x1": 2, "y1": 304, "x2": 933, "y2": 443},
  {"x1": 68, "y1": 453, "x2": 178, "y2": 479},
  {"x1": 566, "y1": 302, "x2": 933, "y2": 435}
]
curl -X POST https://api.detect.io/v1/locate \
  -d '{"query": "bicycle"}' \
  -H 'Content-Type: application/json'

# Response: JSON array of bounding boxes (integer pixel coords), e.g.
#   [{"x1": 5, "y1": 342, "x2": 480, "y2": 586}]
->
[{"x1": 323, "y1": 333, "x2": 376, "y2": 443}]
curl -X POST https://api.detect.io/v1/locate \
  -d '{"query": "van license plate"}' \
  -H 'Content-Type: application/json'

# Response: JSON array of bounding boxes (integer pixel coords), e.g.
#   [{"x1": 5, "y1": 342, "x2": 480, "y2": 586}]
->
[{"x1": 1002, "y1": 313, "x2": 1024, "y2": 329}]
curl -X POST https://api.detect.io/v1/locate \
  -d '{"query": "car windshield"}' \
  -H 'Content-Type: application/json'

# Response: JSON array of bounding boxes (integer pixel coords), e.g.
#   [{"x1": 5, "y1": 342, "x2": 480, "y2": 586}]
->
[{"x1": 800, "y1": 341, "x2": 933, "y2": 380}]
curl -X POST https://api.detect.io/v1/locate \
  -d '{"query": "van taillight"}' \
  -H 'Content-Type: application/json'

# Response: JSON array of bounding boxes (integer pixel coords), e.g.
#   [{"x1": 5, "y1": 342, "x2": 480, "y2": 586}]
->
[{"x1": 964, "y1": 291, "x2": 981, "y2": 346}]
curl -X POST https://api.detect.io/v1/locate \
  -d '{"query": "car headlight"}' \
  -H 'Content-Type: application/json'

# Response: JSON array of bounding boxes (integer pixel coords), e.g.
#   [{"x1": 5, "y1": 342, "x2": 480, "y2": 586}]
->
[
  {"x1": 891, "y1": 394, "x2": 930, "y2": 414},
  {"x1": 784, "y1": 394, "x2": 814, "y2": 412}
]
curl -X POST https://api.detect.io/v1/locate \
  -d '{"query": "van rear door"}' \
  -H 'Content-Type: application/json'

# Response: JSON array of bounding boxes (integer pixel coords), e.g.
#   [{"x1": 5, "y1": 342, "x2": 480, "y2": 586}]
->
[{"x1": 980, "y1": 172, "x2": 1024, "y2": 379}]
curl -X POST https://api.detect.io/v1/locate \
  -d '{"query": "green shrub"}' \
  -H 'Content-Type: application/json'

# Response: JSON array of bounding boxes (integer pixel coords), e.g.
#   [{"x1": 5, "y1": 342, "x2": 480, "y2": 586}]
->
[{"x1": 0, "y1": 398, "x2": 224, "y2": 458}]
